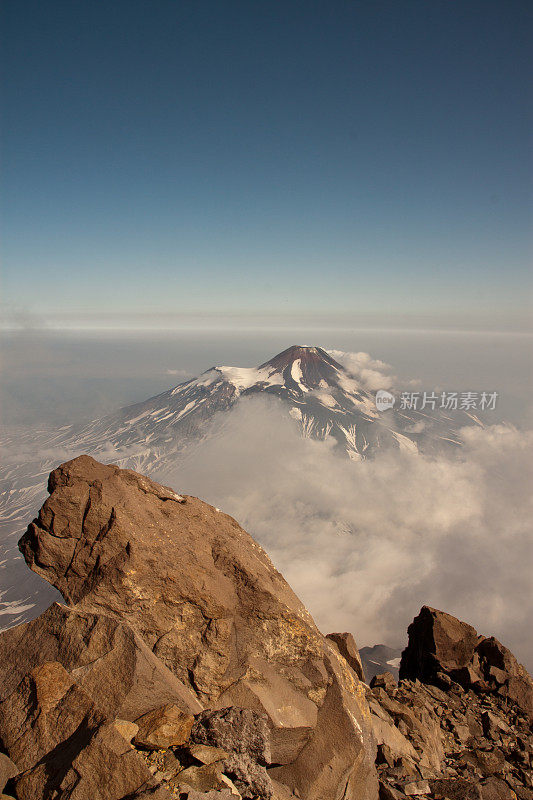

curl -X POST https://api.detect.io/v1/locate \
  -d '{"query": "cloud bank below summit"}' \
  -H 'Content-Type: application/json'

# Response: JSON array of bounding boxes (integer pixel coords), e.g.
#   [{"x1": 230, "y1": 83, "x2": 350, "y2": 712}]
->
[
  {"x1": 158, "y1": 396, "x2": 533, "y2": 670},
  {"x1": 328, "y1": 349, "x2": 422, "y2": 393},
  {"x1": 327, "y1": 349, "x2": 397, "y2": 391}
]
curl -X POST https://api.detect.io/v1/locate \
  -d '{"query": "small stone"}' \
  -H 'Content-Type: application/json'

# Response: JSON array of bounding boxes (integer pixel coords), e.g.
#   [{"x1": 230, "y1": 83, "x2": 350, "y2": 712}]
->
[
  {"x1": 112, "y1": 719, "x2": 139, "y2": 744},
  {"x1": 480, "y1": 776, "x2": 518, "y2": 799},
  {"x1": 186, "y1": 743, "x2": 228, "y2": 765},
  {"x1": 482, "y1": 711, "x2": 511, "y2": 739},
  {"x1": 376, "y1": 743, "x2": 396, "y2": 766},
  {"x1": 430, "y1": 777, "x2": 483, "y2": 799},
  {"x1": 191, "y1": 707, "x2": 271, "y2": 766},
  {"x1": 222, "y1": 752, "x2": 273, "y2": 800},
  {"x1": 488, "y1": 667, "x2": 509, "y2": 686},
  {"x1": 379, "y1": 780, "x2": 407, "y2": 799},
  {"x1": 402, "y1": 780, "x2": 431, "y2": 796},
  {"x1": 134, "y1": 704, "x2": 194, "y2": 750},
  {"x1": 176, "y1": 763, "x2": 232, "y2": 793},
  {"x1": 371, "y1": 672, "x2": 397, "y2": 691}
]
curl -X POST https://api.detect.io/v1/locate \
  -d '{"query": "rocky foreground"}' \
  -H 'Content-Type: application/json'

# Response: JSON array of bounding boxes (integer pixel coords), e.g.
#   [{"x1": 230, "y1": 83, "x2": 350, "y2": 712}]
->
[{"x1": 0, "y1": 456, "x2": 530, "y2": 800}]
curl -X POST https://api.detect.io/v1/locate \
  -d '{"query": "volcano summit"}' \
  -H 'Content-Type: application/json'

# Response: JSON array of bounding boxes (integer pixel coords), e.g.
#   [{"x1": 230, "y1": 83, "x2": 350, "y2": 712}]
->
[{"x1": 66, "y1": 344, "x2": 473, "y2": 472}]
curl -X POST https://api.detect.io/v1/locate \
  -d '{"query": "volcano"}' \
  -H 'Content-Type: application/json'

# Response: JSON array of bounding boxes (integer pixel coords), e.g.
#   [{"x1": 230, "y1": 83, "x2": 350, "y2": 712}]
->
[{"x1": 65, "y1": 343, "x2": 471, "y2": 470}]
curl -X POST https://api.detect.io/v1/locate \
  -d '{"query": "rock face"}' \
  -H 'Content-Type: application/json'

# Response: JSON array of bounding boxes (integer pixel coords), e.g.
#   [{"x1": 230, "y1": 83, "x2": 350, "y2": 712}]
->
[
  {"x1": 370, "y1": 607, "x2": 533, "y2": 799},
  {"x1": 0, "y1": 602, "x2": 202, "y2": 721},
  {"x1": 0, "y1": 455, "x2": 377, "y2": 800},
  {"x1": 400, "y1": 606, "x2": 533, "y2": 721},
  {"x1": 326, "y1": 631, "x2": 365, "y2": 681},
  {"x1": 190, "y1": 708, "x2": 273, "y2": 800},
  {"x1": 0, "y1": 660, "x2": 155, "y2": 800}
]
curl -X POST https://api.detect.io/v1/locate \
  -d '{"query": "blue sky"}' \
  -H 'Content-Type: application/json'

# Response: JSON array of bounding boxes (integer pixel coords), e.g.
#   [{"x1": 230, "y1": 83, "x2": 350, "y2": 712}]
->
[{"x1": 1, "y1": 0, "x2": 532, "y2": 329}]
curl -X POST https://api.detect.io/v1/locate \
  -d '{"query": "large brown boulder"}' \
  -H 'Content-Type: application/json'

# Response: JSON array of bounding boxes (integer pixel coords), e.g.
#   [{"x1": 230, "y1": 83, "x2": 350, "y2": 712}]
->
[
  {"x1": 399, "y1": 606, "x2": 533, "y2": 721},
  {"x1": 399, "y1": 606, "x2": 479, "y2": 685},
  {"x1": 14, "y1": 455, "x2": 377, "y2": 800}
]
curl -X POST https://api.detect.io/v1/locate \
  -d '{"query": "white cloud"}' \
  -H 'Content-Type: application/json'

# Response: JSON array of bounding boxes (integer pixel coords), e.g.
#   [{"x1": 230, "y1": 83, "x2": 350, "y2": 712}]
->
[
  {"x1": 328, "y1": 349, "x2": 423, "y2": 392},
  {"x1": 157, "y1": 397, "x2": 533, "y2": 670},
  {"x1": 328, "y1": 349, "x2": 396, "y2": 391}
]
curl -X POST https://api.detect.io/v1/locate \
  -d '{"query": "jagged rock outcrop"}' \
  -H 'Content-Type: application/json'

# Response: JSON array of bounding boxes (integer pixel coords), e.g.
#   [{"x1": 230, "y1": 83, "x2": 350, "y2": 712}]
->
[
  {"x1": 370, "y1": 607, "x2": 533, "y2": 799},
  {"x1": 0, "y1": 455, "x2": 377, "y2": 800},
  {"x1": 400, "y1": 607, "x2": 533, "y2": 721}
]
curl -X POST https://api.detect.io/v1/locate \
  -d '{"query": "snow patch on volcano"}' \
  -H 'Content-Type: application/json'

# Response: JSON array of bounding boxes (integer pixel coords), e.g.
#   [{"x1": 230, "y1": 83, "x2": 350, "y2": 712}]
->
[{"x1": 291, "y1": 359, "x2": 309, "y2": 392}]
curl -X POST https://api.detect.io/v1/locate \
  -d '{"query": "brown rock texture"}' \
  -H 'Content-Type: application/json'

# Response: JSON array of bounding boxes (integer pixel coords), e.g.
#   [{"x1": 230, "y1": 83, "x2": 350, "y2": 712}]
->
[
  {"x1": 0, "y1": 753, "x2": 18, "y2": 793},
  {"x1": 372, "y1": 607, "x2": 533, "y2": 800},
  {"x1": 0, "y1": 602, "x2": 202, "y2": 721},
  {"x1": 0, "y1": 660, "x2": 156, "y2": 800},
  {"x1": 0, "y1": 455, "x2": 377, "y2": 800},
  {"x1": 400, "y1": 606, "x2": 533, "y2": 721},
  {"x1": 326, "y1": 631, "x2": 366, "y2": 681},
  {"x1": 134, "y1": 704, "x2": 195, "y2": 750}
]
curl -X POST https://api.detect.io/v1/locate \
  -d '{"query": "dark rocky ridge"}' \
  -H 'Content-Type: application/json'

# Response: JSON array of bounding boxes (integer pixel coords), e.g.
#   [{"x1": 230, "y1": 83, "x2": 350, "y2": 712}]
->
[
  {"x1": 370, "y1": 607, "x2": 533, "y2": 799},
  {"x1": 400, "y1": 607, "x2": 533, "y2": 721},
  {"x1": 0, "y1": 456, "x2": 530, "y2": 800}
]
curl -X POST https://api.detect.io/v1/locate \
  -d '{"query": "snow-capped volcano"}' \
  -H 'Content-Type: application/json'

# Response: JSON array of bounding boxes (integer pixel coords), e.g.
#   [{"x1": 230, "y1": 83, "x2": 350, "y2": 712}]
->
[
  {"x1": 68, "y1": 343, "x2": 470, "y2": 469},
  {"x1": 3, "y1": 344, "x2": 473, "y2": 482}
]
